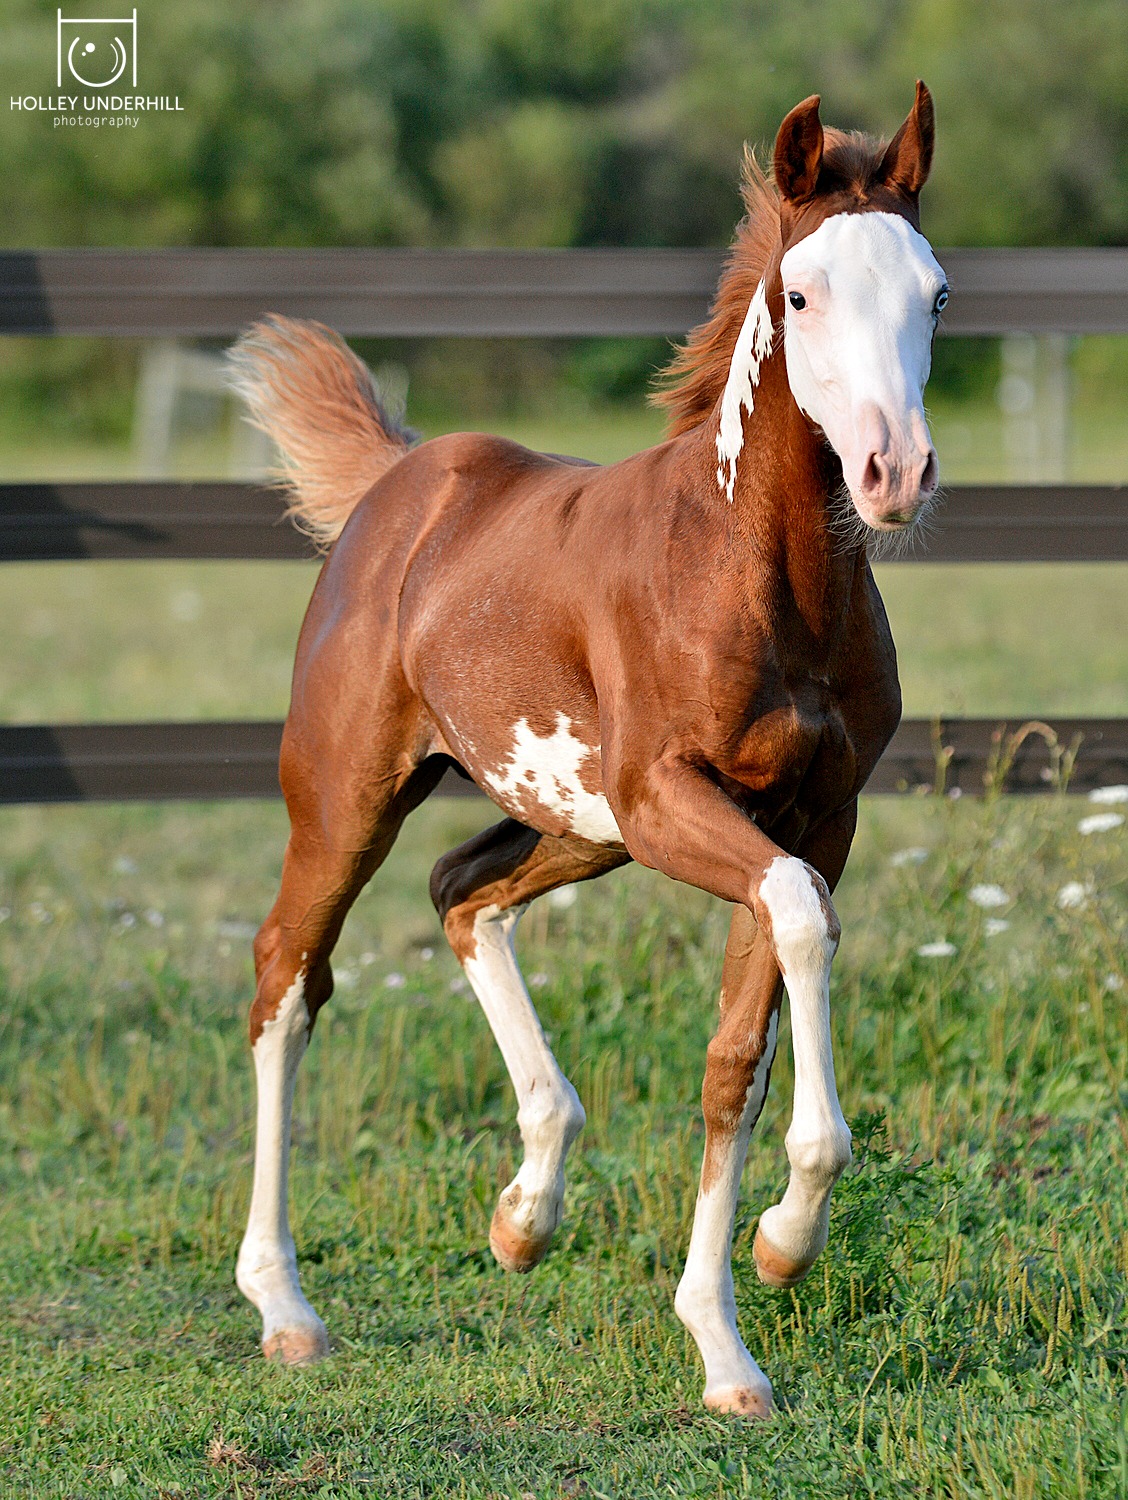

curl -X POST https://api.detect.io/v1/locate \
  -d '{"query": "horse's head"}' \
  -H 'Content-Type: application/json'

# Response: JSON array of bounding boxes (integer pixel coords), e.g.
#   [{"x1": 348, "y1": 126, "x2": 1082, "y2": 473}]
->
[{"x1": 774, "y1": 83, "x2": 946, "y2": 531}]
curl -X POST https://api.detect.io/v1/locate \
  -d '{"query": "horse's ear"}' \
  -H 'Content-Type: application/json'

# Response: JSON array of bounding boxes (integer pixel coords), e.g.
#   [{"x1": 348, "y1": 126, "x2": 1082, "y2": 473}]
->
[
  {"x1": 773, "y1": 95, "x2": 824, "y2": 205},
  {"x1": 876, "y1": 80, "x2": 935, "y2": 199}
]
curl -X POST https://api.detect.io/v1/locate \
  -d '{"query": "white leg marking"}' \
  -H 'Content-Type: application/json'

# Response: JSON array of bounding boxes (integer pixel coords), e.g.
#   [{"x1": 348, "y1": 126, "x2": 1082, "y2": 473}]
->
[
  {"x1": 463, "y1": 905, "x2": 584, "y2": 1262},
  {"x1": 676, "y1": 1010, "x2": 778, "y2": 1414},
  {"x1": 715, "y1": 278, "x2": 775, "y2": 502},
  {"x1": 236, "y1": 972, "x2": 329, "y2": 1359},
  {"x1": 483, "y1": 713, "x2": 622, "y2": 844},
  {"x1": 756, "y1": 857, "x2": 852, "y2": 1269}
]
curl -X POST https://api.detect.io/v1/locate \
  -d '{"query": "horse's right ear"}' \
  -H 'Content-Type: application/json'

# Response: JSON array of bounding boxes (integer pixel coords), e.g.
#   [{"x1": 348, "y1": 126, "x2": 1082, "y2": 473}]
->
[{"x1": 773, "y1": 95, "x2": 824, "y2": 205}]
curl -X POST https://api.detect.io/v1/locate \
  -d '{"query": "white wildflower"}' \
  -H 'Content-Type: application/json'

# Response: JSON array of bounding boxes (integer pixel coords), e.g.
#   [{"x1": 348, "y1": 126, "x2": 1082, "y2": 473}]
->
[
  {"x1": 889, "y1": 847, "x2": 928, "y2": 868},
  {"x1": 1088, "y1": 785, "x2": 1128, "y2": 805},
  {"x1": 917, "y1": 940, "x2": 957, "y2": 958},
  {"x1": 984, "y1": 918, "x2": 1010, "y2": 937},
  {"x1": 383, "y1": 972, "x2": 406, "y2": 990},
  {"x1": 529, "y1": 972, "x2": 550, "y2": 989},
  {"x1": 968, "y1": 883, "x2": 1009, "y2": 909},
  {"x1": 1078, "y1": 813, "x2": 1124, "y2": 836},
  {"x1": 1056, "y1": 881, "x2": 1093, "y2": 911},
  {"x1": 549, "y1": 885, "x2": 578, "y2": 910},
  {"x1": 448, "y1": 975, "x2": 469, "y2": 995},
  {"x1": 359, "y1": 951, "x2": 377, "y2": 967},
  {"x1": 1104, "y1": 973, "x2": 1125, "y2": 993},
  {"x1": 419, "y1": 946, "x2": 435, "y2": 962},
  {"x1": 144, "y1": 908, "x2": 165, "y2": 928}
]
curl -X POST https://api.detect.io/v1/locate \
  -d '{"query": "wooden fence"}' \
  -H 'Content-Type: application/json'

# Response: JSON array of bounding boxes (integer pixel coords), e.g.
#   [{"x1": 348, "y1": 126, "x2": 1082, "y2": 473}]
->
[{"x1": 1, "y1": 247, "x2": 1126, "y2": 802}]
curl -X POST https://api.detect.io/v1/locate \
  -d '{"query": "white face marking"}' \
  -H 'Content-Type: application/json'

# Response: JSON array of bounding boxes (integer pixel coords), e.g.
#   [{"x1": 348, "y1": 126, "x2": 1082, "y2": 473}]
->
[
  {"x1": 715, "y1": 278, "x2": 774, "y2": 502},
  {"x1": 780, "y1": 212, "x2": 946, "y2": 526},
  {"x1": 484, "y1": 713, "x2": 622, "y2": 844}
]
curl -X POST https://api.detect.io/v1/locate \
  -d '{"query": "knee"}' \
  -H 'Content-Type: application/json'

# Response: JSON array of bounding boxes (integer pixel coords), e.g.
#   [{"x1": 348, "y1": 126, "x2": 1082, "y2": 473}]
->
[
  {"x1": 754, "y1": 857, "x2": 840, "y2": 973},
  {"x1": 785, "y1": 1122, "x2": 852, "y2": 1186},
  {"x1": 517, "y1": 1083, "x2": 585, "y2": 1156},
  {"x1": 248, "y1": 952, "x2": 331, "y2": 1046}
]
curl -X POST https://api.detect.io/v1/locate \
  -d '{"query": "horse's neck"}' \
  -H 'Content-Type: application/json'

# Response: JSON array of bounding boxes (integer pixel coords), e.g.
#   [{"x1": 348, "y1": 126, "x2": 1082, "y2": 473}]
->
[{"x1": 704, "y1": 329, "x2": 863, "y2": 646}]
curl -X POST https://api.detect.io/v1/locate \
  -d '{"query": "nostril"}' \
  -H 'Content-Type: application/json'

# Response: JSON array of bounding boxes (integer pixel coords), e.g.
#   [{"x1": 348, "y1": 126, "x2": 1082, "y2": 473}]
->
[
  {"x1": 919, "y1": 449, "x2": 939, "y2": 497},
  {"x1": 861, "y1": 452, "x2": 888, "y2": 497}
]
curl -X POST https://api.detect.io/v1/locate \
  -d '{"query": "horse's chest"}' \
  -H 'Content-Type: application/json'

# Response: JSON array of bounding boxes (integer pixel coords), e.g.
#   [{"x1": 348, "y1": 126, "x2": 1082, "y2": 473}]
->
[{"x1": 730, "y1": 687, "x2": 862, "y2": 815}]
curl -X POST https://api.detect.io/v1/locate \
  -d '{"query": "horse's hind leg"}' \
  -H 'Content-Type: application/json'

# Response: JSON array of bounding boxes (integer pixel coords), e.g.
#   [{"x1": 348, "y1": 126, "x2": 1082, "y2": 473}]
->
[
  {"x1": 431, "y1": 820, "x2": 627, "y2": 1272},
  {"x1": 237, "y1": 734, "x2": 444, "y2": 1365}
]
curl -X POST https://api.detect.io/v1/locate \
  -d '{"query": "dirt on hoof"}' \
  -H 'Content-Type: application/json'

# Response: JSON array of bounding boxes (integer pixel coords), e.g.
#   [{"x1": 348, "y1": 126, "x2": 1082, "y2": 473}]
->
[
  {"x1": 752, "y1": 1226, "x2": 813, "y2": 1289},
  {"x1": 703, "y1": 1385, "x2": 775, "y2": 1420},
  {"x1": 489, "y1": 1203, "x2": 552, "y2": 1274},
  {"x1": 262, "y1": 1325, "x2": 330, "y2": 1366}
]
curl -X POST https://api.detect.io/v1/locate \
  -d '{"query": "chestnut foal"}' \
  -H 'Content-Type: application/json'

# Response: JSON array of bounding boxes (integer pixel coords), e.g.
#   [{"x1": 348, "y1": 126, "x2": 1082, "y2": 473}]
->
[{"x1": 230, "y1": 85, "x2": 946, "y2": 1417}]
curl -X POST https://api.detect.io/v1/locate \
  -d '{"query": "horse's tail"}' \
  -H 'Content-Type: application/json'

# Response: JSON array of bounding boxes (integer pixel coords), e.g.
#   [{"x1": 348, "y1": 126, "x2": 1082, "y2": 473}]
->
[{"x1": 227, "y1": 315, "x2": 417, "y2": 551}]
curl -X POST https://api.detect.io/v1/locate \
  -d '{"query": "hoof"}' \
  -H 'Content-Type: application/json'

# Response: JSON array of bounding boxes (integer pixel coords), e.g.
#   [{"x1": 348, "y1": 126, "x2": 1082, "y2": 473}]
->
[
  {"x1": 489, "y1": 1202, "x2": 552, "y2": 1274},
  {"x1": 753, "y1": 1226, "x2": 813, "y2": 1290},
  {"x1": 704, "y1": 1384, "x2": 774, "y2": 1420},
  {"x1": 262, "y1": 1324, "x2": 330, "y2": 1366}
]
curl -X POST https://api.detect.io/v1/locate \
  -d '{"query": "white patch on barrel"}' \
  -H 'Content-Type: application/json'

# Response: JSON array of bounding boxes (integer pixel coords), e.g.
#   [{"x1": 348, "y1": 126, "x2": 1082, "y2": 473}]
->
[
  {"x1": 484, "y1": 713, "x2": 622, "y2": 844},
  {"x1": 715, "y1": 278, "x2": 775, "y2": 502}
]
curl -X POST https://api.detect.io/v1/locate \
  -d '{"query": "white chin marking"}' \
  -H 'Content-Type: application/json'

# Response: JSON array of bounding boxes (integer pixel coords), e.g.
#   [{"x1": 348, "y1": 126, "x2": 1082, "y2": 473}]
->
[
  {"x1": 715, "y1": 279, "x2": 774, "y2": 503},
  {"x1": 484, "y1": 712, "x2": 622, "y2": 844}
]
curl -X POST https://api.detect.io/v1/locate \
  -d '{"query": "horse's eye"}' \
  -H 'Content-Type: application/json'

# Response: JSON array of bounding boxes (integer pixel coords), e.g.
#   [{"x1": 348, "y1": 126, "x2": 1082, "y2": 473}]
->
[
  {"x1": 933, "y1": 287, "x2": 949, "y2": 316},
  {"x1": 788, "y1": 291, "x2": 807, "y2": 311}
]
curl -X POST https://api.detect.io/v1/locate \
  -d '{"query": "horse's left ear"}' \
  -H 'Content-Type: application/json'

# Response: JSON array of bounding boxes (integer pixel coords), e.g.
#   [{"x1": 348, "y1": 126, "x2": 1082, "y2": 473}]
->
[{"x1": 876, "y1": 80, "x2": 935, "y2": 199}]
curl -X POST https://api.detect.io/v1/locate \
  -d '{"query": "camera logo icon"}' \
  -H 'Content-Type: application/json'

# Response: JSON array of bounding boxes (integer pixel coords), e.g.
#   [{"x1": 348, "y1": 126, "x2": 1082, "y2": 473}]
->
[{"x1": 57, "y1": 9, "x2": 138, "y2": 89}]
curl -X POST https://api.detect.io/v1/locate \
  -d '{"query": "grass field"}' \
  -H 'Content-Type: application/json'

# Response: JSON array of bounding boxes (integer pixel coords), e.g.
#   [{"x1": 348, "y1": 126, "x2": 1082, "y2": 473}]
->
[
  {"x1": 0, "y1": 790, "x2": 1125, "y2": 1498},
  {"x1": 0, "y1": 387, "x2": 1125, "y2": 1496}
]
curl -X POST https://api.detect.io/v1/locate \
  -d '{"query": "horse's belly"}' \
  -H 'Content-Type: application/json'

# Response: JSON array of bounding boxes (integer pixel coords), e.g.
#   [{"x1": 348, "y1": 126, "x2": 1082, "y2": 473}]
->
[{"x1": 445, "y1": 710, "x2": 624, "y2": 846}]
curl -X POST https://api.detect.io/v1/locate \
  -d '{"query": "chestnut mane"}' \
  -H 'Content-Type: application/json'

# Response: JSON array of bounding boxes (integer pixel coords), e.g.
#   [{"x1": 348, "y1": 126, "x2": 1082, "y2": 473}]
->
[{"x1": 653, "y1": 129, "x2": 890, "y2": 438}]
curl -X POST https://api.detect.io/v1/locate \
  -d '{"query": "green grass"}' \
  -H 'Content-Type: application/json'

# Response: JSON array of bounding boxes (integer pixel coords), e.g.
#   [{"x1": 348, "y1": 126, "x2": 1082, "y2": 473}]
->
[{"x1": 0, "y1": 791, "x2": 1125, "y2": 1498}]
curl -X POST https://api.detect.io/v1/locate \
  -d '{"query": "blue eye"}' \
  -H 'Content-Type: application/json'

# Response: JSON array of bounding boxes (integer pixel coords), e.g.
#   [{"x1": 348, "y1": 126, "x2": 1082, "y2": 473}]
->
[
  {"x1": 933, "y1": 287, "x2": 949, "y2": 316},
  {"x1": 788, "y1": 291, "x2": 807, "y2": 311}
]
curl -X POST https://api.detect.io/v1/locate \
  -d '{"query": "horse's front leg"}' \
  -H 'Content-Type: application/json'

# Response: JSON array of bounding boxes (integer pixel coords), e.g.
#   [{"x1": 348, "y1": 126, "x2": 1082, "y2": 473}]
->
[
  {"x1": 612, "y1": 762, "x2": 855, "y2": 1415},
  {"x1": 675, "y1": 905, "x2": 783, "y2": 1417},
  {"x1": 753, "y1": 803, "x2": 857, "y2": 1291}
]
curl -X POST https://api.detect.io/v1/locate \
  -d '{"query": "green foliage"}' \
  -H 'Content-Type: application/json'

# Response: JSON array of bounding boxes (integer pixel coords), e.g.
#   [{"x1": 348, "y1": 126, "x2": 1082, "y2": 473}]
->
[{"x1": 0, "y1": 0, "x2": 1123, "y2": 250}]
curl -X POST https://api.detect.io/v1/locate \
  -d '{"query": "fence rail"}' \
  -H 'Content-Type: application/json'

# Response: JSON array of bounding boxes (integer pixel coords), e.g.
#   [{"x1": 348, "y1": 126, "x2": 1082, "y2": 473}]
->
[
  {"x1": 0, "y1": 246, "x2": 1125, "y2": 802},
  {"x1": 0, "y1": 480, "x2": 1123, "y2": 563},
  {"x1": 2, "y1": 718, "x2": 1124, "y2": 804},
  {"x1": 1, "y1": 247, "x2": 1127, "y2": 337}
]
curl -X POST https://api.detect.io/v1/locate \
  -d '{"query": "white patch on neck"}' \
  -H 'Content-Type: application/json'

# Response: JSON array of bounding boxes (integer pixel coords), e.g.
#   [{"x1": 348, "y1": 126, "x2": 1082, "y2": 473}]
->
[
  {"x1": 715, "y1": 278, "x2": 775, "y2": 502},
  {"x1": 484, "y1": 713, "x2": 622, "y2": 845}
]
